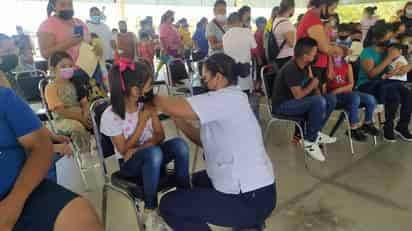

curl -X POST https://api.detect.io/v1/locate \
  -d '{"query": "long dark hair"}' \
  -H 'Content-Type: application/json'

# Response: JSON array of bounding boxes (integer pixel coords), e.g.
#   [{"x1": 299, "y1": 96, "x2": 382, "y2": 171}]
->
[
  {"x1": 161, "y1": 10, "x2": 174, "y2": 24},
  {"x1": 109, "y1": 61, "x2": 152, "y2": 119},
  {"x1": 203, "y1": 53, "x2": 243, "y2": 86},
  {"x1": 49, "y1": 51, "x2": 87, "y2": 100},
  {"x1": 363, "y1": 20, "x2": 390, "y2": 48}
]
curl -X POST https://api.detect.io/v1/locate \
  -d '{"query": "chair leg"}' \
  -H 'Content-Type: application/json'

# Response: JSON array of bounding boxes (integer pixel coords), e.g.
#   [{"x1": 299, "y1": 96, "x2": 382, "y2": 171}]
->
[
  {"x1": 191, "y1": 146, "x2": 200, "y2": 174},
  {"x1": 71, "y1": 144, "x2": 90, "y2": 191},
  {"x1": 343, "y1": 112, "x2": 355, "y2": 154},
  {"x1": 102, "y1": 184, "x2": 108, "y2": 230},
  {"x1": 329, "y1": 112, "x2": 346, "y2": 137}
]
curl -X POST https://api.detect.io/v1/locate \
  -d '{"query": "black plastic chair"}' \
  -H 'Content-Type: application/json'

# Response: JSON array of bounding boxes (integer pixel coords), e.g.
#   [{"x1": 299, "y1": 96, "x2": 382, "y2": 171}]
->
[
  {"x1": 14, "y1": 70, "x2": 46, "y2": 102},
  {"x1": 90, "y1": 99, "x2": 178, "y2": 230},
  {"x1": 165, "y1": 58, "x2": 192, "y2": 96}
]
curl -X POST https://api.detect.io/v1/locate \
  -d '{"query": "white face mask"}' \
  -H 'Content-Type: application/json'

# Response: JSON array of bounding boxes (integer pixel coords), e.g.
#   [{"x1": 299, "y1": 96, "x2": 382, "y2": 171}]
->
[{"x1": 215, "y1": 14, "x2": 227, "y2": 23}]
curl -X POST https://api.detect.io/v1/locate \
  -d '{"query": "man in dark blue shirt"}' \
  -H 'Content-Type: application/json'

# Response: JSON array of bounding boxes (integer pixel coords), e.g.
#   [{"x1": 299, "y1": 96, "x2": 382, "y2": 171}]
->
[{"x1": 0, "y1": 87, "x2": 103, "y2": 231}]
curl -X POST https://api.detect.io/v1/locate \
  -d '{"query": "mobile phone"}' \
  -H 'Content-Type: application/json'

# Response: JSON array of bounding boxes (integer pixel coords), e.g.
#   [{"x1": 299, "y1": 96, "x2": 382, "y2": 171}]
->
[{"x1": 74, "y1": 25, "x2": 84, "y2": 37}]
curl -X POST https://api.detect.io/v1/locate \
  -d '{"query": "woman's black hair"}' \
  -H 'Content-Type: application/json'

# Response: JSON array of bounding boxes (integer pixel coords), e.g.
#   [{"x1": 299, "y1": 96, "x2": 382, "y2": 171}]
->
[
  {"x1": 49, "y1": 51, "x2": 87, "y2": 100},
  {"x1": 364, "y1": 6, "x2": 377, "y2": 15},
  {"x1": 203, "y1": 53, "x2": 242, "y2": 86},
  {"x1": 214, "y1": 0, "x2": 227, "y2": 9},
  {"x1": 109, "y1": 61, "x2": 152, "y2": 119},
  {"x1": 363, "y1": 20, "x2": 391, "y2": 47},
  {"x1": 238, "y1": 5, "x2": 251, "y2": 18},
  {"x1": 308, "y1": 0, "x2": 339, "y2": 8},
  {"x1": 279, "y1": 0, "x2": 295, "y2": 15},
  {"x1": 161, "y1": 10, "x2": 174, "y2": 24}
]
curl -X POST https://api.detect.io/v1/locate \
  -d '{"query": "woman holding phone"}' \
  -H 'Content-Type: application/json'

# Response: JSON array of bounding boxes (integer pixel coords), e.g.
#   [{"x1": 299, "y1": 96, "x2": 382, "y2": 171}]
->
[
  {"x1": 38, "y1": 0, "x2": 108, "y2": 101},
  {"x1": 38, "y1": 0, "x2": 91, "y2": 61}
]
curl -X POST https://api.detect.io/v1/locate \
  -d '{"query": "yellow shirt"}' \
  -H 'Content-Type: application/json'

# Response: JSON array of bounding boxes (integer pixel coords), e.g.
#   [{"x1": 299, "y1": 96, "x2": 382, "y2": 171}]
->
[
  {"x1": 178, "y1": 28, "x2": 193, "y2": 48},
  {"x1": 0, "y1": 71, "x2": 11, "y2": 88},
  {"x1": 265, "y1": 17, "x2": 274, "y2": 33}
]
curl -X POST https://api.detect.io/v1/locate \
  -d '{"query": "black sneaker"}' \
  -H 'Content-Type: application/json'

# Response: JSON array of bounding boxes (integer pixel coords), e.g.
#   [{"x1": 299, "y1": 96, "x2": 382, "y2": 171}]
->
[
  {"x1": 394, "y1": 127, "x2": 412, "y2": 142},
  {"x1": 383, "y1": 126, "x2": 396, "y2": 143},
  {"x1": 361, "y1": 123, "x2": 380, "y2": 136},
  {"x1": 351, "y1": 129, "x2": 368, "y2": 142}
]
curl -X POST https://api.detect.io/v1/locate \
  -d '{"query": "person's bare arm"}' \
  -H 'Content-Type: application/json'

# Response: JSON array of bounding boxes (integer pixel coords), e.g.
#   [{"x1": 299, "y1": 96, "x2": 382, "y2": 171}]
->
[
  {"x1": 139, "y1": 105, "x2": 166, "y2": 148},
  {"x1": 153, "y1": 95, "x2": 198, "y2": 121},
  {"x1": 284, "y1": 31, "x2": 296, "y2": 48},
  {"x1": 208, "y1": 35, "x2": 223, "y2": 50},
  {"x1": 0, "y1": 127, "x2": 54, "y2": 231},
  {"x1": 173, "y1": 118, "x2": 202, "y2": 147},
  {"x1": 37, "y1": 32, "x2": 82, "y2": 59},
  {"x1": 124, "y1": 108, "x2": 151, "y2": 150},
  {"x1": 307, "y1": 25, "x2": 343, "y2": 56}
]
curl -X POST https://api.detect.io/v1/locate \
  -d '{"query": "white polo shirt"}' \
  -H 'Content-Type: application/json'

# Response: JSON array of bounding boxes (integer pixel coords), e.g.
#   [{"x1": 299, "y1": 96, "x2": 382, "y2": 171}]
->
[
  {"x1": 223, "y1": 27, "x2": 257, "y2": 91},
  {"x1": 187, "y1": 86, "x2": 275, "y2": 194}
]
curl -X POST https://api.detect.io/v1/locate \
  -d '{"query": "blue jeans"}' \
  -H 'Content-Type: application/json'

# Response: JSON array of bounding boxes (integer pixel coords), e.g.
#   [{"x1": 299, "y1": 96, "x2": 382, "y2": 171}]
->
[
  {"x1": 160, "y1": 171, "x2": 276, "y2": 231},
  {"x1": 119, "y1": 138, "x2": 190, "y2": 209},
  {"x1": 336, "y1": 92, "x2": 361, "y2": 126},
  {"x1": 358, "y1": 92, "x2": 376, "y2": 123},
  {"x1": 275, "y1": 94, "x2": 337, "y2": 142}
]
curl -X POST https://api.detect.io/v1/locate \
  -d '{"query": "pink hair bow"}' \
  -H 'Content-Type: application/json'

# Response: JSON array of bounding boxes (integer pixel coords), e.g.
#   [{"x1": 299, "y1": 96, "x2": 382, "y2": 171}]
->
[{"x1": 115, "y1": 58, "x2": 135, "y2": 92}]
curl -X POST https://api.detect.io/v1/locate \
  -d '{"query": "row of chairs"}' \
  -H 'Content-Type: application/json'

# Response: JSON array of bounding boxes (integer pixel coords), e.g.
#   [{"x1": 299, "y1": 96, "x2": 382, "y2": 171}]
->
[{"x1": 259, "y1": 62, "x2": 382, "y2": 162}]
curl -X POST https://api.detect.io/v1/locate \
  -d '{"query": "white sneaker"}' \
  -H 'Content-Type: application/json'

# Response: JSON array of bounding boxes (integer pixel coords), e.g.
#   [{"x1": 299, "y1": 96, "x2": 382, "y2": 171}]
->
[
  {"x1": 317, "y1": 132, "x2": 337, "y2": 144},
  {"x1": 142, "y1": 210, "x2": 169, "y2": 231},
  {"x1": 304, "y1": 140, "x2": 326, "y2": 162}
]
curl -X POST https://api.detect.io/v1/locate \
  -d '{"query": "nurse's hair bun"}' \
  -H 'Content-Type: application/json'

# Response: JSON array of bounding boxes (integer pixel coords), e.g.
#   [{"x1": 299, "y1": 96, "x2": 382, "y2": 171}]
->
[{"x1": 233, "y1": 62, "x2": 251, "y2": 78}]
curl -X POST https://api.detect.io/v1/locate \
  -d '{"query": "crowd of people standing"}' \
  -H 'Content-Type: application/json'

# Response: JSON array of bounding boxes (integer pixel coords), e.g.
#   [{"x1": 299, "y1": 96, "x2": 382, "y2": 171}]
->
[{"x1": 0, "y1": 0, "x2": 412, "y2": 231}]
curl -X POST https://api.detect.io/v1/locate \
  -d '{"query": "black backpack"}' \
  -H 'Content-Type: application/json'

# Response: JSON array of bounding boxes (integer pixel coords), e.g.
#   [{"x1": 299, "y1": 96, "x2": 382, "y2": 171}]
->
[{"x1": 264, "y1": 19, "x2": 288, "y2": 63}]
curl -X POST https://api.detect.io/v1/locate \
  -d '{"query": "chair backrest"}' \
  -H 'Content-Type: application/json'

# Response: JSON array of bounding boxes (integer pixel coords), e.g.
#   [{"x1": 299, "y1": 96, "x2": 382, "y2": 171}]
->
[
  {"x1": 260, "y1": 63, "x2": 279, "y2": 115},
  {"x1": 38, "y1": 77, "x2": 56, "y2": 132},
  {"x1": 90, "y1": 98, "x2": 115, "y2": 175},
  {"x1": 166, "y1": 58, "x2": 189, "y2": 86},
  {"x1": 34, "y1": 60, "x2": 48, "y2": 73},
  {"x1": 15, "y1": 70, "x2": 46, "y2": 102}
]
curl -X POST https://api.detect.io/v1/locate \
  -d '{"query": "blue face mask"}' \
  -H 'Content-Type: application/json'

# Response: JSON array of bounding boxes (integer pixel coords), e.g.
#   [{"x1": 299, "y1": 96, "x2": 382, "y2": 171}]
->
[
  {"x1": 406, "y1": 9, "x2": 412, "y2": 16},
  {"x1": 91, "y1": 15, "x2": 101, "y2": 24}
]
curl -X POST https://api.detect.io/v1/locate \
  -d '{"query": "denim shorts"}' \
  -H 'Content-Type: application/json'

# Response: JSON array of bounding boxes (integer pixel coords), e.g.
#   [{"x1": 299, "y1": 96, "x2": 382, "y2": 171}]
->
[{"x1": 12, "y1": 180, "x2": 78, "y2": 231}]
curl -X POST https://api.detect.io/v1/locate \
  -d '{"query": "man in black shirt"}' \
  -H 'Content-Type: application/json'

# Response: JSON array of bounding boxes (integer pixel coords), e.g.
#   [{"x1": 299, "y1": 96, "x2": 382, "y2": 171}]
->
[{"x1": 272, "y1": 38, "x2": 337, "y2": 162}]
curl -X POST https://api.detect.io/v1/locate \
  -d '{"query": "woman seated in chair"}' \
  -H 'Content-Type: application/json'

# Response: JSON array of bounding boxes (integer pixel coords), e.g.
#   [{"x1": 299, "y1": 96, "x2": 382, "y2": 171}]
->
[
  {"x1": 100, "y1": 59, "x2": 190, "y2": 230},
  {"x1": 326, "y1": 54, "x2": 380, "y2": 142},
  {"x1": 45, "y1": 51, "x2": 92, "y2": 167}
]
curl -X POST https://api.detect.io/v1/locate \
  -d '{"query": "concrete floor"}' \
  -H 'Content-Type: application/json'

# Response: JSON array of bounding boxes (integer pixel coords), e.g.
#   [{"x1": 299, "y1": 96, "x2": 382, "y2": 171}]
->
[{"x1": 34, "y1": 100, "x2": 412, "y2": 231}]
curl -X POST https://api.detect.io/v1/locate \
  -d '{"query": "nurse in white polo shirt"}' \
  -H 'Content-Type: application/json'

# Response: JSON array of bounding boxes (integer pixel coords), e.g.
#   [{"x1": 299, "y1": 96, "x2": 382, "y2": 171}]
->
[{"x1": 155, "y1": 53, "x2": 276, "y2": 231}]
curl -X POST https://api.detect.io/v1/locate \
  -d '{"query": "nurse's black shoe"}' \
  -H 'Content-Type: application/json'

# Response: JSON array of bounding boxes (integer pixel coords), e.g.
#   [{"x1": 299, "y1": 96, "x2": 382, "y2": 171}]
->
[{"x1": 233, "y1": 223, "x2": 266, "y2": 231}]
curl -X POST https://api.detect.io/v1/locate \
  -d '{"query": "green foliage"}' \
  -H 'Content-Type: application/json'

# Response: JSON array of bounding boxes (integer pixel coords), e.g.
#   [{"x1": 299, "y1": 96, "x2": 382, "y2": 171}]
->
[{"x1": 336, "y1": 1, "x2": 405, "y2": 23}]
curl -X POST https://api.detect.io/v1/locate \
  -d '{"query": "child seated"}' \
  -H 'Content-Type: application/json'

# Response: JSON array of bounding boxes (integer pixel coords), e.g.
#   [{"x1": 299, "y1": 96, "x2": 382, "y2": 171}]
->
[
  {"x1": 45, "y1": 51, "x2": 93, "y2": 167},
  {"x1": 327, "y1": 55, "x2": 380, "y2": 141},
  {"x1": 386, "y1": 44, "x2": 409, "y2": 82},
  {"x1": 100, "y1": 59, "x2": 190, "y2": 230}
]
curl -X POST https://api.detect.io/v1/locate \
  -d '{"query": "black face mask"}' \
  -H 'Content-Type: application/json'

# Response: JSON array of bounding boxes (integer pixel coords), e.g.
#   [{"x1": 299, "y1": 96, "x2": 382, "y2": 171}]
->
[
  {"x1": 310, "y1": 55, "x2": 318, "y2": 66},
  {"x1": 338, "y1": 35, "x2": 349, "y2": 40},
  {"x1": 0, "y1": 54, "x2": 18, "y2": 73},
  {"x1": 377, "y1": 40, "x2": 391, "y2": 48},
  {"x1": 320, "y1": 7, "x2": 330, "y2": 20},
  {"x1": 197, "y1": 78, "x2": 210, "y2": 94},
  {"x1": 138, "y1": 89, "x2": 155, "y2": 104},
  {"x1": 59, "y1": 9, "x2": 74, "y2": 20}
]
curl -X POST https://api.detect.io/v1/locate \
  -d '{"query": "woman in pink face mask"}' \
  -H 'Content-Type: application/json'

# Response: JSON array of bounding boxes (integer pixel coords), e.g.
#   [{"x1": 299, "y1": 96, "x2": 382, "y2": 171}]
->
[{"x1": 44, "y1": 51, "x2": 93, "y2": 167}]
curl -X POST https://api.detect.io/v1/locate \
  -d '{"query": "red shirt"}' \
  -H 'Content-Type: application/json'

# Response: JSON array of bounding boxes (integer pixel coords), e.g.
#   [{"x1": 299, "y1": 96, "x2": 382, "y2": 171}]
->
[
  {"x1": 297, "y1": 9, "x2": 328, "y2": 68},
  {"x1": 252, "y1": 30, "x2": 265, "y2": 62},
  {"x1": 327, "y1": 63, "x2": 350, "y2": 92},
  {"x1": 138, "y1": 42, "x2": 155, "y2": 68}
]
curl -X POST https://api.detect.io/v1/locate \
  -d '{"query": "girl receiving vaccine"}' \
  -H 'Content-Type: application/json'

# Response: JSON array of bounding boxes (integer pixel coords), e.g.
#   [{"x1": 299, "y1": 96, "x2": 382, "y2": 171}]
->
[{"x1": 100, "y1": 59, "x2": 190, "y2": 230}]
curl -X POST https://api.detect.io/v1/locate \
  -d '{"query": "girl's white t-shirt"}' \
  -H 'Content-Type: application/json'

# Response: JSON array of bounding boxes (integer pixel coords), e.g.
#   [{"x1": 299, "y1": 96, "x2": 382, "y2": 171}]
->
[{"x1": 100, "y1": 104, "x2": 153, "y2": 159}]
